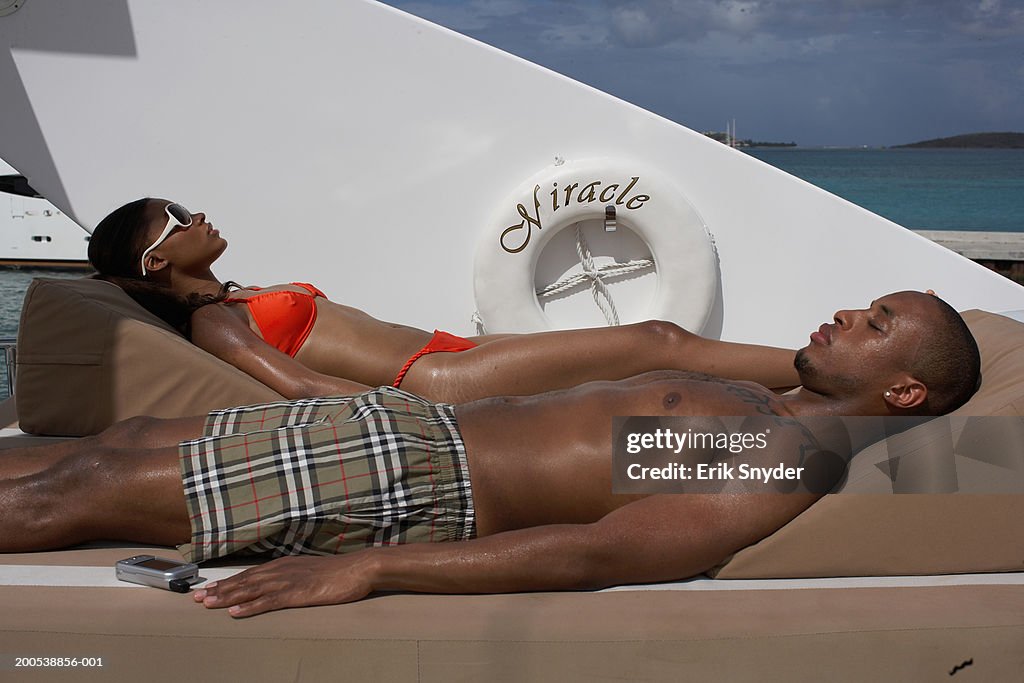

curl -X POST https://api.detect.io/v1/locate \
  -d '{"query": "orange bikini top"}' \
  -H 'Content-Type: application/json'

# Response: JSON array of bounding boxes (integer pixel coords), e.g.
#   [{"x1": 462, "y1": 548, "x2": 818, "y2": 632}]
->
[{"x1": 223, "y1": 282, "x2": 326, "y2": 357}]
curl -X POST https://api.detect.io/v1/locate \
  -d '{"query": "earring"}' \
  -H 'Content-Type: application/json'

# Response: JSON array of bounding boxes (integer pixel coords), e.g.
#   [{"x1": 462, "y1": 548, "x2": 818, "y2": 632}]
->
[{"x1": 884, "y1": 391, "x2": 891, "y2": 397}]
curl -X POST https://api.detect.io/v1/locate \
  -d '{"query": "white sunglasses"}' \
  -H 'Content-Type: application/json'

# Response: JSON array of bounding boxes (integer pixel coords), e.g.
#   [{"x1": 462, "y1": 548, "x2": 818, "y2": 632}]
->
[{"x1": 140, "y1": 203, "x2": 193, "y2": 276}]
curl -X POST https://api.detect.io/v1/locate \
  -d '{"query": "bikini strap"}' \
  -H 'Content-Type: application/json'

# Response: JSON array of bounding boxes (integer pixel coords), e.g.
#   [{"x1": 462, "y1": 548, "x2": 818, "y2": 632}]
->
[
  {"x1": 222, "y1": 285, "x2": 262, "y2": 304},
  {"x1": 222, "y1": 284, "x2": 322, "y2": 304},
  {"x1": 291, "y1": 282, "x2": 327, "y2": 298}
]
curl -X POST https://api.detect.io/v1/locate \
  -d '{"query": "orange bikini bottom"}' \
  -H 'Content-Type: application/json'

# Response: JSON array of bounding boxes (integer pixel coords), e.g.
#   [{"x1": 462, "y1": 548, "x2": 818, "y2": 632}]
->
[{"x1": 392, "y1": 330, "x2": 477, "y2": 388}]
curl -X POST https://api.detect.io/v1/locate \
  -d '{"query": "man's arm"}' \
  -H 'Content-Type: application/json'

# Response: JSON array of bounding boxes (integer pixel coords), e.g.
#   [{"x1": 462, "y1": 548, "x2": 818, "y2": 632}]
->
[{"x1": 194, "y1": 491, "x2": 817, "y2": 617}]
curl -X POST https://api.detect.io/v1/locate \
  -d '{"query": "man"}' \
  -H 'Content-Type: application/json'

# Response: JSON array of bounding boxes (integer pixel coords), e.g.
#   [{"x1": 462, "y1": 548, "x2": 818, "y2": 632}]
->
[{"x1": 0, "y1": 291, "x2": 980, "y2": 617}]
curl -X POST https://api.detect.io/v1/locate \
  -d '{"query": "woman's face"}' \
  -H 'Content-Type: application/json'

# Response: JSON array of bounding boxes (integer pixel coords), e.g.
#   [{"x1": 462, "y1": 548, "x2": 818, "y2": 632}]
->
[{"x1": 141, "y1": 199, "x2": 227, "y2": 275}]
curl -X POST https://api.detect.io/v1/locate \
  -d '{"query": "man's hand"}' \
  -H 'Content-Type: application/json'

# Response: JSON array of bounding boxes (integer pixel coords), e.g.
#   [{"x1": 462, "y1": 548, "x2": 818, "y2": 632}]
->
[
  {"x1": 193, "y1": 468, "x2": 822, "y2": 619},
  {"x1": 193, "y1": 554, "x2": 377, "y2": 618}
]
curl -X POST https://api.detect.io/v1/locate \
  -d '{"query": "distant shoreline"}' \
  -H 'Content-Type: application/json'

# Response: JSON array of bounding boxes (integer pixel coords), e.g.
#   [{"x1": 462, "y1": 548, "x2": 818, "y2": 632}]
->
[
  {"x1": 744, "y1": 144, "x2": 1024, "y2": 151},
  {"x1": 738, "y1": 131, "x2": 1024, "y2": 150},
  {"x1": 893, "y1": 132, "x2": 1024, "y2": 149}
]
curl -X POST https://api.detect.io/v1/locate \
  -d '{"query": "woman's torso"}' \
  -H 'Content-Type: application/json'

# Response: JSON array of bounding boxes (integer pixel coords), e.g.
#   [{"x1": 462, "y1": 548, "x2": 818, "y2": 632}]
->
[{"x1": 220, "y1": 283, "x2": 434, "y2": 386}]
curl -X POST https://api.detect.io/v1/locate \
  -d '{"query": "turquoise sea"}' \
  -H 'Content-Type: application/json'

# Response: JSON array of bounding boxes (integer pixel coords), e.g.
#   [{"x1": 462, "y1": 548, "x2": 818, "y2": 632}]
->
[
  {"x1": 744, "y1": 148, "x2": 1024, "y2": 232},
  {"x1": 1, "y1": 148, "x2": 1022, "y2": 394}
]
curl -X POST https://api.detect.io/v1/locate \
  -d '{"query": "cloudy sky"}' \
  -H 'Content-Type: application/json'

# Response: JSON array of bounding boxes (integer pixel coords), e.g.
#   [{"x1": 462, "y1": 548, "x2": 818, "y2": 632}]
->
[{"x1": 381, "y1": 0, "x2": 1024, "y2": 147}]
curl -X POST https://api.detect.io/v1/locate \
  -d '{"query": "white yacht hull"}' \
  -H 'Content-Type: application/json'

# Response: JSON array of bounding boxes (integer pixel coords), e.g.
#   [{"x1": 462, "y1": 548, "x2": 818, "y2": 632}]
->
[
  {"x1": 1, "y1": 1, "x2": 1021, "y2": 346},
  {"x1": 0, "y1": 159, "x2": 89, "y2": 266}
]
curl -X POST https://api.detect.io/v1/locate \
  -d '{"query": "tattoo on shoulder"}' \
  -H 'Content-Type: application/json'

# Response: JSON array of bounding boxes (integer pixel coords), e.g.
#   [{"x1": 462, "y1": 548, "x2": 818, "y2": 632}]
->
[
  {"x1": 723, "y1": 383, "x2": 779, "y2": 416},
  {"x1": 636, "y1": 369, "x2": 726, "y2": 384},
  {"x1": 770, "y1": 417, "x2": 822, "y2": 467}
]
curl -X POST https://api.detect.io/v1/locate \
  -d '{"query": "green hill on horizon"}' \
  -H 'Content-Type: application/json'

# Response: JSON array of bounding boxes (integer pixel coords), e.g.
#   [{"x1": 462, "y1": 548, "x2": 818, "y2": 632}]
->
[{"x1": 894, "y1": 132, "x2": 1024, "y2": 149}]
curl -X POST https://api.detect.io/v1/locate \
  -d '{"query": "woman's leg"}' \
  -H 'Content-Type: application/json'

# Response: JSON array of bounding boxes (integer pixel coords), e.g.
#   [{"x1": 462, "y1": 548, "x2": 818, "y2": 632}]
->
[{"x1": 402, "y1": 321, "x2": 798, "y2": 403}]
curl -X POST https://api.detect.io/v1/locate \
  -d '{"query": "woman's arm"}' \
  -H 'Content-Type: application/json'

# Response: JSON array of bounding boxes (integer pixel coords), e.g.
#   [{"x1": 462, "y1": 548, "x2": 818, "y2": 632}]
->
[
  {"x1": 190, "y1": 304, "x2": 370, "y2": 398},
  {"x1": 432, "y1": 322, "x2": 799, "y2": 402}
]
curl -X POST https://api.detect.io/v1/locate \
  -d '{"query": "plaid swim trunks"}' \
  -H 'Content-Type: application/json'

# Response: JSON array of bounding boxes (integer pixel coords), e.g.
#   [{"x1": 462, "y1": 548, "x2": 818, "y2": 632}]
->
[{"x1": 176, "y1": 386, "x2": 475, "y2": 563}]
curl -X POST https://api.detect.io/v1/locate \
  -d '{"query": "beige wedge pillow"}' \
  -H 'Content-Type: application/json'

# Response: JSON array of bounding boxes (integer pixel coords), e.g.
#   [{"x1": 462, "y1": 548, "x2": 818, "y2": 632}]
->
[
  {"x1": 15, "y1": 278, "x2": 283, "y2": 436},
  {"x1": 711, "y1": 309, "x2": 1024, "y2": 578}
]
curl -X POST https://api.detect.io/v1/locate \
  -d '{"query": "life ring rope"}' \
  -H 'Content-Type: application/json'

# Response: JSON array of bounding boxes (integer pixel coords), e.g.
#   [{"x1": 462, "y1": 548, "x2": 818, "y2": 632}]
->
[
  {"x1": 473, "y1": 225, "x2": 656, "y2": 332},
  {"x1": 534, "y1": 224, "x2": 655, "y2": 326}
]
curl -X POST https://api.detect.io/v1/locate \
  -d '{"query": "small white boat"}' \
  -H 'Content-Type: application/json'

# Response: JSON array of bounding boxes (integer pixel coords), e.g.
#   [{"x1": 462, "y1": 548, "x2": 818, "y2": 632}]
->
[{"x1": 0, "y1": 157, "x2": 89, "y2": 267}]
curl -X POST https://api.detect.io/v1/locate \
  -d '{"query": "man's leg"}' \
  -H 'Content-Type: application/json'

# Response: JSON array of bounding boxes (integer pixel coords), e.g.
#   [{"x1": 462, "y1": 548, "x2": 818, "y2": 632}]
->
[
  {"x1": 0, "y1": 443, "x2": 191, "y2": 552},
  {"x1": 0, "y1": 414, "x2": 208, "y2": 479}
]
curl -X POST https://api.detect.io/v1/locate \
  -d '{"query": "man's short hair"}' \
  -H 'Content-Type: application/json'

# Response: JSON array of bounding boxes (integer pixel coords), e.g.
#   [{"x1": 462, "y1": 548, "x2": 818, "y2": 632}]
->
[{"x1": 912, "y1": 297, "x2": 981, "y2": 414}]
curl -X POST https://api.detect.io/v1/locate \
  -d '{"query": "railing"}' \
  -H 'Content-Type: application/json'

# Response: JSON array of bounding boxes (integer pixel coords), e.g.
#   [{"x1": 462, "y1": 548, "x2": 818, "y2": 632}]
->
[{"x1": 0, "y1": 337, "x2": 15, "y2": 398}]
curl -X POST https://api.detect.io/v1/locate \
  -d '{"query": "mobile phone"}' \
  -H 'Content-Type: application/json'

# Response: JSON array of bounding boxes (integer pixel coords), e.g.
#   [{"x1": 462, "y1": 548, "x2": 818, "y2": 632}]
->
[{"x1": 115, "y1": 555, "x2": 199, "y2": 593}]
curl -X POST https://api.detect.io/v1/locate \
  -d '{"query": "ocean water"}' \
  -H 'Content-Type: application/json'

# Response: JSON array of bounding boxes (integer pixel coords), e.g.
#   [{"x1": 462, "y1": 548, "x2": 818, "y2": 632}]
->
[
  {"x1": 0, "y1": 148, "x2": 1021, "y2": 394},
  {"x1": 744, "y1": 148, "x2": 1024, "y2": 232}
]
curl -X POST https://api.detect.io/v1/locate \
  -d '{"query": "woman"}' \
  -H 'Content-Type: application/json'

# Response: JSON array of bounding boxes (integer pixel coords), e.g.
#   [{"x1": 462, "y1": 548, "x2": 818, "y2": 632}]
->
[{"x1": 87, "y1": 198, "x2": 799, "y2": 402}]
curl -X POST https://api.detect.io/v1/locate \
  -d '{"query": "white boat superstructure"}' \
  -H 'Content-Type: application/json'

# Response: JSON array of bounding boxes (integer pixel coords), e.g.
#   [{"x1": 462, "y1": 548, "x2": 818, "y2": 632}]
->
[
  {"x1": 0, "y1": 158, "x2": 89, "y2": 266},
  {"x1": 0, "y1": 0, "x2": 1020, "y2": 346}
]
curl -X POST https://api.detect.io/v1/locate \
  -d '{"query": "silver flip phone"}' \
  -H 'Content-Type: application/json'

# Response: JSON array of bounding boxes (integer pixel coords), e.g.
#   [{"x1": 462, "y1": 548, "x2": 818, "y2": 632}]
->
[{"x1": 115, "y1": 555, "x2": 199, "y2": 593}]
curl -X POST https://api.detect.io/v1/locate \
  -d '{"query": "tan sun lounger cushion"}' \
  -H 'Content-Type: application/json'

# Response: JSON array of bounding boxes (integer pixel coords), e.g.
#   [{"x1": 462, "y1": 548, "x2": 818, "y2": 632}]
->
[
  {"x1": 13, "y1": 281, "x2": 1024, "y2": 576},
  {"x1": 712, "y1": 309, "x2": 1024, "y2": 578},
  {"x1": 15, "y1": 277, "x2": 283, "y2": 436}
]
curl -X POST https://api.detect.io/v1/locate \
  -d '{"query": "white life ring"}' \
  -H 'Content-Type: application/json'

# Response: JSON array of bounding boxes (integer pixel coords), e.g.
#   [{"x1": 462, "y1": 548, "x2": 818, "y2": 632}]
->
[{"x1": 473, "y1": 157, "x2": 718, "y2": 333}]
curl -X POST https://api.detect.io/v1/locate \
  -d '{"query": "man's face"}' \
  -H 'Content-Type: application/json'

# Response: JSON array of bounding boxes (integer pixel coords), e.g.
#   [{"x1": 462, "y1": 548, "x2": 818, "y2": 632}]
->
[{"x1": 795, "y1": 291, "x2": 939, "y2": 396}]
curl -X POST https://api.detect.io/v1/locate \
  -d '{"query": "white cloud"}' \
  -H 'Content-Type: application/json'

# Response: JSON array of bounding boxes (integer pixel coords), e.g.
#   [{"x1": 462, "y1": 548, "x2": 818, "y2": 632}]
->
[
  {"x1": 394, "y1": 2, "x2": 490, "y2": 31},
  {"x1": 383, "y1": 0, "x2": 1024, "y2": 145},
  {"x1": 958, "y1": 0, "x2": 1024, "y2": 37},
  {"x1": 942, "y1": 58, "x2": 1024, "y2": 118},
  {"x1": 540, "y1": 22, "x2": 612, "y2": 48},
  {"x1": 391, "y1": 0, "x2": 531, "y2": 31},
  {"x1": 712, "y1": 1, "x2": 761, "y2": 33},
  {"x1": 610, "y1": 6, "x2": 664, "y2": 45},
  {"x1": 799, "y1": 34, "x2": 843, "y2": 55},
  {"x1": 396, "y1": 0, "x2": 1024, "y2": 43},
  {"x1": 472, "y1": 0, "x2": 530, "y2": 18}
]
